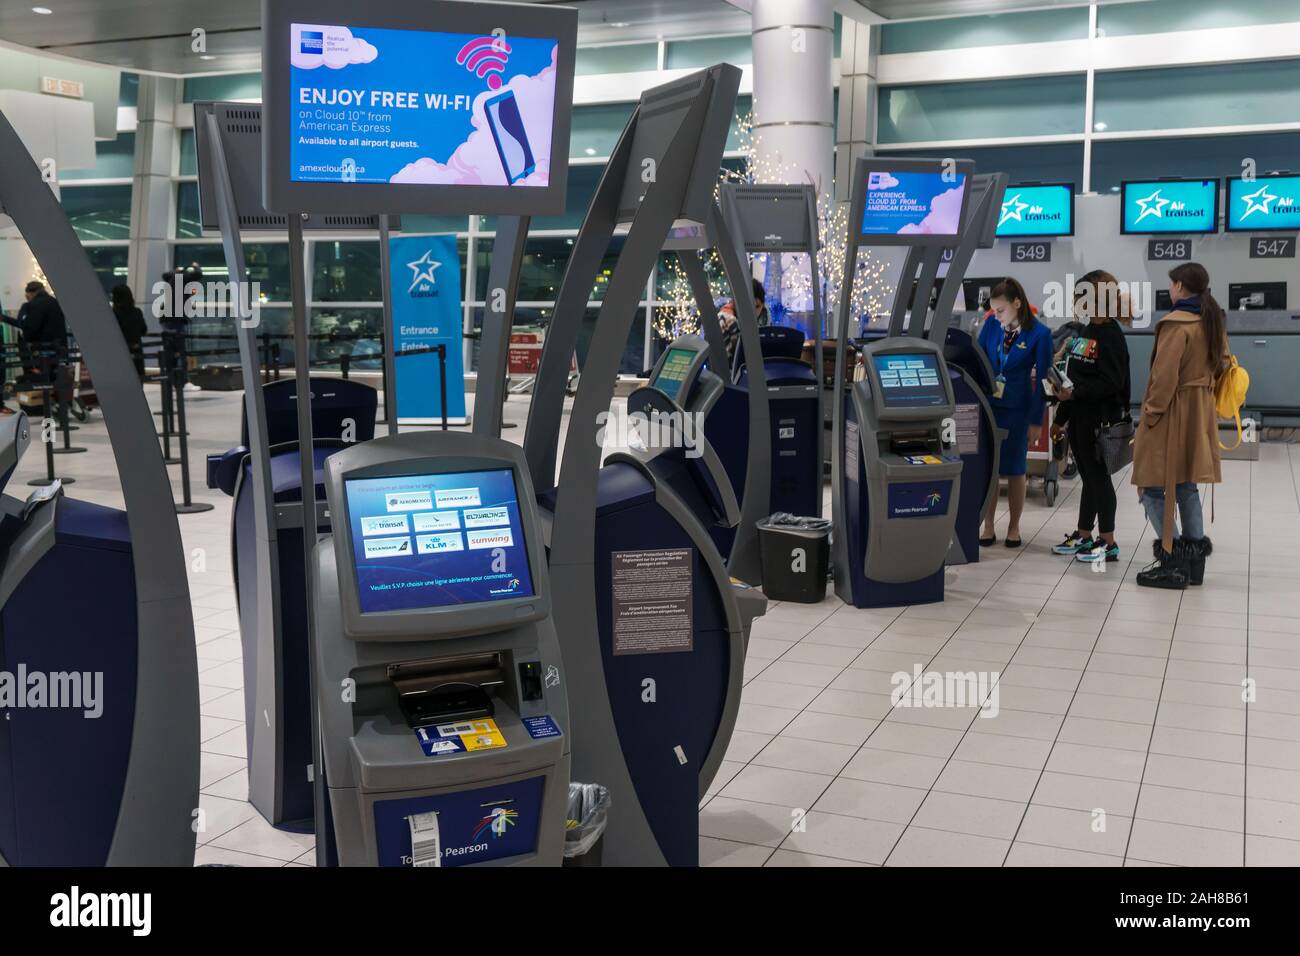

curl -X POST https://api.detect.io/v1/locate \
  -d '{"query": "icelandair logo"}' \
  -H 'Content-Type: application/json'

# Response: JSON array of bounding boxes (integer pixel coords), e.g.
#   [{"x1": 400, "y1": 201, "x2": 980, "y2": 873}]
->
[
  {"x1": 406, "y1": 249, "x2": 443, "y2": 296},
  {"x1": 998, "y1": 193, "x2": 1060, "y2": 227}
]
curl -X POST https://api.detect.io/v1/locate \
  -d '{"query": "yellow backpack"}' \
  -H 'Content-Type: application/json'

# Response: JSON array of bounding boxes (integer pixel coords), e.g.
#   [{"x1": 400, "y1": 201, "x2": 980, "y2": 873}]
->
[{"x1": 1215, "y1": 354, "x2": 1250, "y2": 450}]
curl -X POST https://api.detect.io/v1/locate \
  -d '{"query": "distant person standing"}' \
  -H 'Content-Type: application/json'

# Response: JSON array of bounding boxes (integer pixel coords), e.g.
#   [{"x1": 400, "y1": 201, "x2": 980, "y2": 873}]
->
[
  {"x1": 111, "y1": 284, "x2": 148, "y2": 378},
  {"x1": 976, "y1": 277, "x2": 1053, "y2": 548},
  {"x1": 12, "y1": 280, "x2": 68, "y2": 350},
  {"x1": 719, "y1": 278, "x2": 769, "y2": 366}
]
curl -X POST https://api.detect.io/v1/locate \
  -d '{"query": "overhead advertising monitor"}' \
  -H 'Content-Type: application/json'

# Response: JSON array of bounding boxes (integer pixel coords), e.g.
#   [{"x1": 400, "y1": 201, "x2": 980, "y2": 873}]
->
[
  {"x1": 1224, "y1": 174, "x2": 1300, "y2": 233},
  {"x1": 1119, "y1": 178, "x2": 1219, "y2": 235},
  {"x1": 343, "y1": 468, "x2": 535, "y2": 615},
  {"x1": 995, "y1": 183, "x2": 1074, "y2": 238},
  {"x1": 261, "y1": 0, "x2": 577, "y2": 216},
  {"x1": 858, "y1": 158, "x2": 975, "y2": 246}
]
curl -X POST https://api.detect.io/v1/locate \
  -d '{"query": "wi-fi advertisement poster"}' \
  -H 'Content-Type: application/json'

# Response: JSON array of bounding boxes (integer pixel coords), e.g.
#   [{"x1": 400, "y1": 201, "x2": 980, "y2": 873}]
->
[{"x1": 289, "y1": 23, "x2": 557, "y2": 188}]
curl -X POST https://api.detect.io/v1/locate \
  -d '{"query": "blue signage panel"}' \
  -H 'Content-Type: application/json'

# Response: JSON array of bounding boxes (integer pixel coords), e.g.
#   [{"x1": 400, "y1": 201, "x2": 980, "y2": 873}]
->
[
  {"x1": 1120, "y1": 179, "x2": 1219, "y2": 235},
  {"x1": 995, "y1": 183, "x2": 1074, "y2": 237},
  {"x1": 862, "y1": 170, "x2": 967, "y2": 237},
  {"x1": 388, "y1": 234, "x2": 466, "y2": 423},
  {"x1": 288, "y1": 23, "x2": 559, "y2": 188},
  {"x1": 887, "y1": 480, "x2": 953, "y2": 519},
  {"x1": 1225, "y1": 175, "x2": 1300, "y2": 232},
  {"x1": 373, "y1": 776, "x2": 545, "y2": 867}
]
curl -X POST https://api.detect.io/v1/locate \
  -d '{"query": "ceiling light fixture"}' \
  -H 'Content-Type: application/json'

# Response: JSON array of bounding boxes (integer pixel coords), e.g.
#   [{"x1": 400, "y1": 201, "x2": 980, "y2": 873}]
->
[{"x1": 32, "y1": 6, "x2": 53, "y2": 14}]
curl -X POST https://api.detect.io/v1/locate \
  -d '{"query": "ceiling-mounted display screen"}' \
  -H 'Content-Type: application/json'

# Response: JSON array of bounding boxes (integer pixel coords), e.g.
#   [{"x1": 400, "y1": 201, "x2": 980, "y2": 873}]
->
[
  {"x1": 1224, "y1": 175, "x2": 1300, "y2": 232},
  {"x1": 995, "y1": 183, "x2": 1075, "y2": 238},
  {"x1": 857, "y1": 158, "x2": 974, "y2": 246},
  {"x1": 1119, "y1": 178, "x2": 1219, "y2": 235},
  {"x1": 262, "y1": 0, "x2": 576, "y2": 216}
]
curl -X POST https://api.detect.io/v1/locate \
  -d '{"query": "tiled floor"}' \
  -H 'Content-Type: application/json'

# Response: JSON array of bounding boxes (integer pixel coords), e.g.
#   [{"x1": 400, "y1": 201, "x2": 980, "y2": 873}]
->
[{"x1": 17, "y1": 382, "x2": 1300, "y2": 867}]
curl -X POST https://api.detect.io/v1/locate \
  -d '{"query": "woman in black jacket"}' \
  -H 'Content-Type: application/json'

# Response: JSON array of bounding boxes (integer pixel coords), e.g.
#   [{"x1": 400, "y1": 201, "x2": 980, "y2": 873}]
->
[
  {"x1": 111, "y1": 285, "x2": 148, "y2": 378},
  {"x1": 1050, "y1": 270, "x2": 1131, "y2": 564}
]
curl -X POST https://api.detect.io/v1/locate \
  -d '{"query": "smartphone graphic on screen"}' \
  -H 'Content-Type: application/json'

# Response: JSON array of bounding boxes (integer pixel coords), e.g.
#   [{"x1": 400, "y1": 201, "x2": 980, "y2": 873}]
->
[{"x1": 483, "y1": 90, "x2": 536, "y2": 185}]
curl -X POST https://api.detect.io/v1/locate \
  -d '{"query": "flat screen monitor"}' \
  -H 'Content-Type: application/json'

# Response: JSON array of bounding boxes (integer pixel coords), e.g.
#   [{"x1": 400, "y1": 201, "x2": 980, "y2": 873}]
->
[
  {"x1": 1227, "y1": 282, "x2": 1286, "y2": 310},
  {"x1": 343, "y1": 467, "x2": 535, "y2": 615},
  {"x1": 873, "y1": 353, "x2": 947, "y2": 408},
  {"x1": 261, "y1": 0, "x2": 576, "y2": 216},
  {"x1": 653, "y1": 347, "x2": 697, "y2": 401},
  {"x1": 1224, "y1": 175, "x2": 1300, "y2": 232},
  {"x1": 858, "y1": 158, "x2": 974, "y2": 245},
  {"x1": 962, "y1": 277, "x2": 1003, "y2": 313},
  {"x1": 1120, "y1": 178, "x2": 1219, "y2": 235},
  {"x1": 995, "y1": 183, "x2": 1074, "y2": 237}
]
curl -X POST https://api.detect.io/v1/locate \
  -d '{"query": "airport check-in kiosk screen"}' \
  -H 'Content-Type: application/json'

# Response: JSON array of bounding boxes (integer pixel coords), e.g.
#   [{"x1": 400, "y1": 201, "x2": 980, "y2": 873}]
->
[
  {"x1": 873, "y1": 354, "x2": 946, "y2": 408},
  {"x1": 654, "y1": 347, "x2": 696, "y2": 401},
  {"x1": 289, "y1": 22, "x2": 559, "y2": 187},
  {"x1": 862, "y1": 170, "x2": 968, "y2": 237},
  {"x1": 1120, "y1": 179, "x2": 1219, "y2": 234},
  {"x1": 995, "y1": 183, "x2": 1074, "y2": 237},
  {"x1": 344, "y1": 468, "x2": 535, "y2": 614}
]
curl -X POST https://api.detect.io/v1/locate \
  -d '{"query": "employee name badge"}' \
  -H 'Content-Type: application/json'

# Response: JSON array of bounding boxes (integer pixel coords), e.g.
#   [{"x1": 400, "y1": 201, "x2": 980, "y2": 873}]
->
[{"x1": 415, "y1": 719, "x2": 508, "y2": 757}]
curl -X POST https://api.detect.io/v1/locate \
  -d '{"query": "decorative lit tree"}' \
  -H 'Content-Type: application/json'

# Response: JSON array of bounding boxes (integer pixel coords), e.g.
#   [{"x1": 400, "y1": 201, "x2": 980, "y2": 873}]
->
[{"x1": 656, "y1": 111, "x2": 890, "y2": 344}]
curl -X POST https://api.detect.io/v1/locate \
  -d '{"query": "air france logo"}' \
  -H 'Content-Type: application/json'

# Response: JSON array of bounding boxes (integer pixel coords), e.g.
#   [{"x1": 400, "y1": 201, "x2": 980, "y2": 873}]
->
[
  {"x1": 406, "y1": 249, "x2": 442, "y2": 295},
  {"x1": 300, "y1": 31, "x2": 324, "y2": 54},
  {"x1": 1239, "y1": 184, "x2": 1284, "y2": 220}
]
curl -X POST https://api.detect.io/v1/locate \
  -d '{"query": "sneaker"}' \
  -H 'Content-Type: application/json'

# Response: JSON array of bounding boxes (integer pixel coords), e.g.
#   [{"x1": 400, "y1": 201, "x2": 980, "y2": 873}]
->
[
  {"x1": 1052, "y1": 532, "x2": 1093, "y2": 555},
  {"x1": 1076, "y1": 542, "x2": 1119, "y2": 563}
]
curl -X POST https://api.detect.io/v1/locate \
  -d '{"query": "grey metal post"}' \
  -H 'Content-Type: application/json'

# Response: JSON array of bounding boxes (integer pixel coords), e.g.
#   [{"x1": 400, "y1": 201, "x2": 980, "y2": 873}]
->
[
  {"x1": 377, "y1": 214, "x2": 398, "y2": 435},
  {"x1": 287, "y1": 214, "x2": 327, "y2": 867},
  {"x1": 907, "y1": 247, "x2": 945, "y2": 338},
  {"x1": 706, "y1": 203, "x2": 769, "y2": 583},
  {"x1": 524, "y1": 127, "x2": 636, "y2": 493},
  {"x1": 548, "y1": 81, "x2": 717, "y2": 866},
  {"x1": 204, "y1": 111, "x2": 288, "y2": 828},
  {"x1": 807, "y1": 194, "x2": 826, "y2": 511},
  {"x1": 474, "y1": 215, "x2": 530, "y2": 438},
  {"x1": 886, "y1": 246, "x2": 923, "y2": 339},
  {"x1": 929, "y1": 173, "x2": 1008, "y2": 345},
  {"x1": 0, "y1": 109, "x2": 199, "y2": 866}
]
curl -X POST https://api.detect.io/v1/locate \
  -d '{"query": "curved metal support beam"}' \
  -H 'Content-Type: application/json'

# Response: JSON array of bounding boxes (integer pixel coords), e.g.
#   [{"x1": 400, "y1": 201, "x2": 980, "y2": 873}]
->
[
  {"x1": 474, "y1": 215, "x2": 531, "y2": 438},
  {"x1": 0, "y1": 109, "x2": 198, "y2": 866}
]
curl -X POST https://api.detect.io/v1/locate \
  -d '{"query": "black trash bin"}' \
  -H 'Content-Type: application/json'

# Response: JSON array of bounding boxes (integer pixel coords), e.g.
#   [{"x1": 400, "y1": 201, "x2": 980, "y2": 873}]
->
[
  {"x1": 757, "y1": 513, "x2": 832, "y2": 603},
  {"x1": 563, "y1": 783, "x2": 610, "y2": 867}
]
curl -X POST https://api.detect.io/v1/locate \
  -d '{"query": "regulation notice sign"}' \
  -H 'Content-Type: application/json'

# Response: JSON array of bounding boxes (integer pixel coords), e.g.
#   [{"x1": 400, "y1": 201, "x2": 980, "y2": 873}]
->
[{"x1": 611, "y1": 549, "x2": 694, "y2": 655}]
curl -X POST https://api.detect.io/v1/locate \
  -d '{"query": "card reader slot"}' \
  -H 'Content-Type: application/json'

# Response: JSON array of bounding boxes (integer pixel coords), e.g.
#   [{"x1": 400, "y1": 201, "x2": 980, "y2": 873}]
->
[
  {"x1": 887, "y1": 432, "x2": 941, "y2": 455},
  {"x1": 387, "y1": 653, "x2": 505, "y2": 727}
]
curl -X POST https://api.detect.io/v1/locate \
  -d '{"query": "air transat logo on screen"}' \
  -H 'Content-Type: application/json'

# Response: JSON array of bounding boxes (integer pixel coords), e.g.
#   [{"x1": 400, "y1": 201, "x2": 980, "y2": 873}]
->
[
  {"x1": 406, "y1": 249, "x2": 442, "y2": 294},
  {"x1": 995, "y1": 185, "x2": 1072, "y2": 236},
  {"x1": 1227, "y1": 176, "x2": 1300, "y2": 231},
  {"x1": 1123, "y1": 180, "x2": 1217, "y2": 233}
]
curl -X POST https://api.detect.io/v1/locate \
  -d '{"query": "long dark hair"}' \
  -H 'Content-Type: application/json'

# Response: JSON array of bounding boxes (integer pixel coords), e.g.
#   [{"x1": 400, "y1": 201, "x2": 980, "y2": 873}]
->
[
  {"x1": 989, "y1": 277, "x2": 1035, "y2": 329},
  {"x1": 1073, "y1": 269, "x2": 1133, "y2": 326},
  {"x1": 1168, "y1": 261, "x2": 1225, "y2": 365},
  {"x1": 110, "y1": 284, "x2": 134, "y2": 311}
]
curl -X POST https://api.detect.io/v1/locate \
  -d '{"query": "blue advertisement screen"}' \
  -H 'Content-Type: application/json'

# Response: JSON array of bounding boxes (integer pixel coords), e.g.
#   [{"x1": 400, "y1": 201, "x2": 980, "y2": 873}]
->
[
  {"x1": 344, "y1": 468, "x2": 534, "y2": 614},
  {"x1": 862, "y1": 170, "x2": 967, "y2": 237},
  {"x1": 995, "y1": 184, "x2": 1074, "y2": 237},
  {"x1": 1225, "y1": 176, "x2": 1300, "y2": 232},
  {"x1": 289, "y1": 23, "x2": 558, "y2": 187},
  {"x1": 1121, "y1": 179, "x2": 1218, "y2": 234},
  {"x1": 873, "y1": 353, "x2": 946, "y2": 407}
]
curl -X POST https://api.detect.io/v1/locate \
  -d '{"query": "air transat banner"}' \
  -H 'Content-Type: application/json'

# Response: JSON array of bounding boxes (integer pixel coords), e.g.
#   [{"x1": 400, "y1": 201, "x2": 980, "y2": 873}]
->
[{"x1": 388, "y1": 234, "x2": 466, "y2": 424}]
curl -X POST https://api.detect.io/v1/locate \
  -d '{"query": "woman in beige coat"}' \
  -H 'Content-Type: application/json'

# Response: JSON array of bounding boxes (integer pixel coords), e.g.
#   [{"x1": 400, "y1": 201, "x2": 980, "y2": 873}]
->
[{"x1": 1132, "y1": 262, "x2": 1229, "y2": 589}]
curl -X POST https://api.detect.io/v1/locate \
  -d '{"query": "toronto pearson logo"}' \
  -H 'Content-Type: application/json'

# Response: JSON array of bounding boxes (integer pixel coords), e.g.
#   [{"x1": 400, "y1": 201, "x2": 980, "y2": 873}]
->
[{"x1": 472, "y1": 806, "x2": 518, "y2": 840}]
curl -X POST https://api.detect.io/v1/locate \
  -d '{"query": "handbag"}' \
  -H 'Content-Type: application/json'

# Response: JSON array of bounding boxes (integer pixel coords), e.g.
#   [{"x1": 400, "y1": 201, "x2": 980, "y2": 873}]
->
[{"x1": 1095, "y1": 415, "x2": 1135, "y2": 474}]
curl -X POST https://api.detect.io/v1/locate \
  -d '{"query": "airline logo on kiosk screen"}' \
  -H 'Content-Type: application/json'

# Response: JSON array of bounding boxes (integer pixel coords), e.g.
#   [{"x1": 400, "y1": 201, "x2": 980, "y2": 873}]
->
[
  {"x1": 996, "y1": 185, "x2": 1072, "y2": 237},
  {"x1": 862, "y1": 170, "x2": 966, "y2": 236},
  {"x1": 344, "y1": 468, "x2": 534, "y2": 613},
  {"x1": 288, "y1": 23, "x2": 558, "y2": 187},
  {"x1": 1227, "y1": 176, "x2": 1300, "y2": 231},
  {"x1": 1121, "y1": 180, "x2": 1217, "y2": 233}
]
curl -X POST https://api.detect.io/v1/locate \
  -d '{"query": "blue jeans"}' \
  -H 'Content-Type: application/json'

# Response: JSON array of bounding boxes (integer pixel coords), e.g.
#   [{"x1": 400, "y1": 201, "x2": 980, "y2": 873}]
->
[{"x1": 1140, "y1": 483, "x2": 1204, "y2": 541}]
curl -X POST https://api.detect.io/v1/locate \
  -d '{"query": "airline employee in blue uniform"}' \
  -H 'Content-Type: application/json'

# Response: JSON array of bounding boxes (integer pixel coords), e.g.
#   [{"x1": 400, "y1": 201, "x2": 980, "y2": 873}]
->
[{"x1": 977, "y1": 277, "x2": 1053, "y2": 548}]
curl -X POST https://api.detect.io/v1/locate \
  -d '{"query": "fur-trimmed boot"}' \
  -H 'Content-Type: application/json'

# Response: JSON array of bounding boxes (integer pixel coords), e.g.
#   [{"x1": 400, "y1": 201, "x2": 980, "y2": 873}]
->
[
  {"x1": 1181, "y1": 536, "x2": 1212, "y2": 587},
  {"x1": 1137, "y1": 540, "x2": 1188, "y2": 590}
]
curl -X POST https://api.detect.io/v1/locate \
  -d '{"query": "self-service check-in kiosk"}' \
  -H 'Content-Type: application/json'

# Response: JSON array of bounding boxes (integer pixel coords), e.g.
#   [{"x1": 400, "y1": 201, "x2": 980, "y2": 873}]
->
[
  {"x1": 831, "y1": 157, "x2": 983, "y2": 608},
  {"x1": 312, "y1": 433, "x2": 568, "y2": 866},
  {"x1": 523, "y1": 64, "x2": 763, "y2": 866}
]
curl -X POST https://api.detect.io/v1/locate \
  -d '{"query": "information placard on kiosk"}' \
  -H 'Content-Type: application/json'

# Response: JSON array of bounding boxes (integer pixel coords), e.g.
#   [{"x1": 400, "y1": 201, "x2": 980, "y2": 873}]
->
[{"x1": 261, "y1": 0, "x2": 577, "y2": 215}]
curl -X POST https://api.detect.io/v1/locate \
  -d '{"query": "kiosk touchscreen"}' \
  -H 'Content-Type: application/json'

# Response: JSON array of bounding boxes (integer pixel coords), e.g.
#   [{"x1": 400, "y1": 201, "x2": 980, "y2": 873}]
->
[
  {"x1": 873, "y1": 353, "x2": 947, "y2": 408},
  {"x1": 654, "y1": 347, "x2": 702, "y2": 402},
  {"x1": 312, "y1": 432, "x2": 568, "y2": 866}
]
